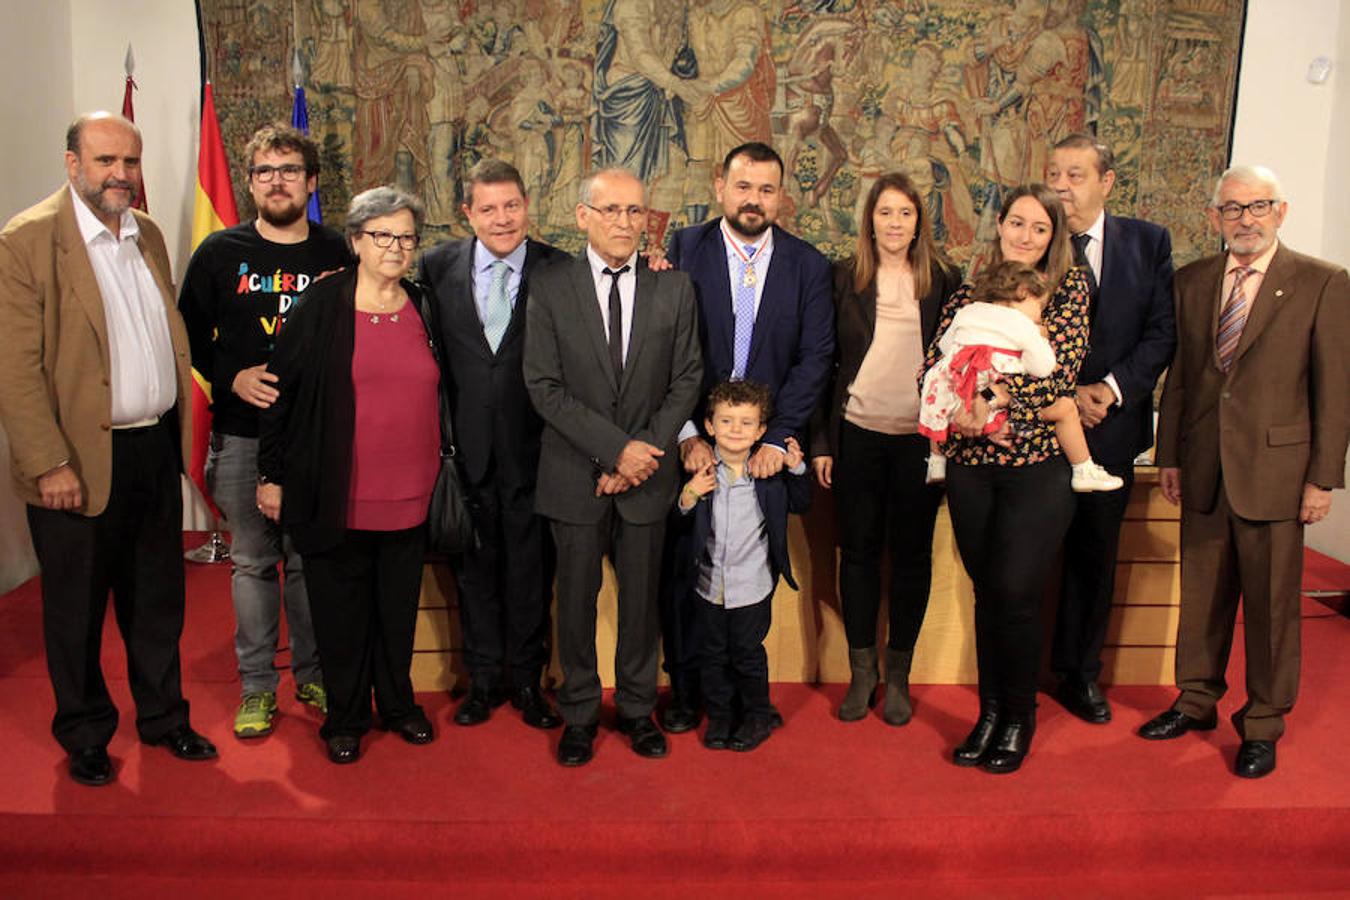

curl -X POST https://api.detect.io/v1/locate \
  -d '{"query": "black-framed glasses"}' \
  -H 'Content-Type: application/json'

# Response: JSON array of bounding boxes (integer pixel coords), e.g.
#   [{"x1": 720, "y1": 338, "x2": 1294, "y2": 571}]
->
[
  {"x1": 361, "y1": 230, "x2": 420, "y2": 250},
  {"x1": 1214, "y1": 199, "x2": 1279, "y2": 221},
  {"x1": 249, "y1": 164, "x2": 308, "y2": 183},
  {"x1": 583, "y1": 203, "x2": 648, "y2": 223}
]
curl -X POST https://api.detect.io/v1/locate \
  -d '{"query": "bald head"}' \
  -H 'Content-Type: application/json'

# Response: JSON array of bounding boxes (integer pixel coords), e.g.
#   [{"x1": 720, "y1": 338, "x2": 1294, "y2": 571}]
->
[{"x1": 66, "y1": 111, "x2": 141, "y2": 155}]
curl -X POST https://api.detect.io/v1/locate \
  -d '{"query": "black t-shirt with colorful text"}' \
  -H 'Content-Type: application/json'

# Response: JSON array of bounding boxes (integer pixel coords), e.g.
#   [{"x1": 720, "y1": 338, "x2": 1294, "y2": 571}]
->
[{"x1": 179, "y1": 220, "x2": 350, "y2": 437}]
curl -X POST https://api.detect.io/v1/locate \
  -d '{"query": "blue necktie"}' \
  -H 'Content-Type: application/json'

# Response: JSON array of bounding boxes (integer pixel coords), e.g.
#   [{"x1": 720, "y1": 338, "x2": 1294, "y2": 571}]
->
[
  {"x1": 483, "y1": 259, "x2": 511, "y2": 353},
  {"x1": 732, "y1": 244, "x2": 757, "y2": 378}
]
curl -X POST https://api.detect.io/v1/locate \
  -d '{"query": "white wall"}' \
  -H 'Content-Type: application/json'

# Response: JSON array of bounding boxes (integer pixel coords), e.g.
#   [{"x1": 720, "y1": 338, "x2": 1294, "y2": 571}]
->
[
  {"x1": 1229, "y1": 0, "x2": 1350, "y2": 562},
  {"x1": 0, "y1": 0, "x2": 74, "y2": 591}
]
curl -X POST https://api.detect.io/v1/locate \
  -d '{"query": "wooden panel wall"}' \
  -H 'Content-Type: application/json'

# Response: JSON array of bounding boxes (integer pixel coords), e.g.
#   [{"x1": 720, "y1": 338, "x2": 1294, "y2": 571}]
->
[{"x1": 411, "y1": 469, "x2": 1180, "y2": 691}]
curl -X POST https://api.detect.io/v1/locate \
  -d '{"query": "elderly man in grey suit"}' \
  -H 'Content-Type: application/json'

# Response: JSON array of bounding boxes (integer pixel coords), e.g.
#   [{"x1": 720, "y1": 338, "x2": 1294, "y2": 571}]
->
[{"x1": 524, "y1": 167, "x2": 703, "y2": 766}]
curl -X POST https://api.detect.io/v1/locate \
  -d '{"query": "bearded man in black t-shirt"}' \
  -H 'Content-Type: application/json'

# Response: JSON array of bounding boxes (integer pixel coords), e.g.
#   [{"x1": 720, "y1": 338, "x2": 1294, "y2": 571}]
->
[{"x1": 178, "y1": 123, "x2": 350, "y2": 740}]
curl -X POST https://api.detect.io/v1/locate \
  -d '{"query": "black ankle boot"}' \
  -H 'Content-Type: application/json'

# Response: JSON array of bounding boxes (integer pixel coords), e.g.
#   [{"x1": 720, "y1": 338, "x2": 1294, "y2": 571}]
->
[
  {"x1": 952, "y1": 699, "x2": 1000, "y2": 767},
  {"x1": 982, "y1": 714, "x2": 1035, "y2": 774}
]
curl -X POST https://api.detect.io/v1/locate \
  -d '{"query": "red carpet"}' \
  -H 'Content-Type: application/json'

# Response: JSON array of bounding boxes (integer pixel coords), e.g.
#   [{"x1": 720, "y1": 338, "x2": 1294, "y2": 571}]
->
[{"x1": 1, "y1": 543, "x2": 1348, "y2": 897}]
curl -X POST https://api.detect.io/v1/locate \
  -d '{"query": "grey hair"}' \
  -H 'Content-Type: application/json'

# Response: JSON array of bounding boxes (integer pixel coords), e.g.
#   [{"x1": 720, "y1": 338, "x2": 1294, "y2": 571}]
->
[
  {"x1": 66, "y1": 111, "x2": 141, "y2": 154},
  {"x1": 579, "y1": 167, "x2": 644, "y2": 206},
  {"x1": 344, "y1": 185, "x2": 426, "y2": 250},
  {"x1": 1211, "y1": 165, "x2": 1285, "y2": 206}
]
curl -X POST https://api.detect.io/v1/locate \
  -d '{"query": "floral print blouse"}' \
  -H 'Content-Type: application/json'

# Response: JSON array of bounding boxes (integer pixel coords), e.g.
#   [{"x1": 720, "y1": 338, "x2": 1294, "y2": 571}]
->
[{"x1": 919, "y1": 266, "x2": 1091, "y2": 467}]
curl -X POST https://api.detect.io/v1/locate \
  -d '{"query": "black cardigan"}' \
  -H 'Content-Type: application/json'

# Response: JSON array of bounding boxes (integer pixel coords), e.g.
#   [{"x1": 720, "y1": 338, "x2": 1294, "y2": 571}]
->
[
  {"x1": 810, "y1": 257, "x2": 962, "y2": 458},
  {"x1": 257, "y1": 266, "x2": 442, "y2": 555}
]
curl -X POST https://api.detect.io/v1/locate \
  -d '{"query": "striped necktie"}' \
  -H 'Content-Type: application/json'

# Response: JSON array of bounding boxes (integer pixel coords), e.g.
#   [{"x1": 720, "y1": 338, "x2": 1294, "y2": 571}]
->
[
  {"x1": 482, "y1": 259, "x2": 511, "y2": 353},
  {"x1": 1216, "y1": 265, "x2": 1255, "y2": 372},
  {"x1": 732, "y1": 244, "x2": 757, "y2": 378}
]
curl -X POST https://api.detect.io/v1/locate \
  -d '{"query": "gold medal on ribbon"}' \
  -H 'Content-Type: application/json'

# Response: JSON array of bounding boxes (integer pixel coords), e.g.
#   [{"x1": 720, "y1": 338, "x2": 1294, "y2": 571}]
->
[{"x1": 742, "y1": 268, "x2": 757, "y2": 288}]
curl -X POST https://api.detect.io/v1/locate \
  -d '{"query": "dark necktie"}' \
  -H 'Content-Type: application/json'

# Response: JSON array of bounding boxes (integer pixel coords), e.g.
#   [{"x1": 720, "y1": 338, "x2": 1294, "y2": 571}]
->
[
  {"x1": 1071, "y1": 232, "x2": 1099, "y2": 297},
  {"x1": 604, "y1": 265, "x2": 630, "y2": 380}
]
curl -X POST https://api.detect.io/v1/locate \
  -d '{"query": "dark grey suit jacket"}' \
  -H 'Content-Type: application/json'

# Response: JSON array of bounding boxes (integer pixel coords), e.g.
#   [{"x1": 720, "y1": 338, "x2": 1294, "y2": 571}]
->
[
  {"x1": 421, "y1": 236, "x2": 567, "y2": 486},
  {"x1": 524, "y1": 253, "x2": 703, "y2": 525}
]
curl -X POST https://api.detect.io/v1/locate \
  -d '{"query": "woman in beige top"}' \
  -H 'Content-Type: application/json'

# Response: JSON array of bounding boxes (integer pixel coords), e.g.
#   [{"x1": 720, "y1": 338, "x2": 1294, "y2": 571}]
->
[{"x1": 810, "y1": 172, "x2": 961, "y2": 724}]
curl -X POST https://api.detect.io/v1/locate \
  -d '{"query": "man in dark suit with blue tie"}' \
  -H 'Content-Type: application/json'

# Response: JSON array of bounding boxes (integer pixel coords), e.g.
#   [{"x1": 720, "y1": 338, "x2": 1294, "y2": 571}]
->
[
  {"x1": 660, "y1": 142, "x2": 835, "y2": 732},
  {"x1": 1045, "y1": 134, "x2": 1177, "y2": 723},
  {"x1": 422, "y1": 160, "x2": 567, "y2": 731}
]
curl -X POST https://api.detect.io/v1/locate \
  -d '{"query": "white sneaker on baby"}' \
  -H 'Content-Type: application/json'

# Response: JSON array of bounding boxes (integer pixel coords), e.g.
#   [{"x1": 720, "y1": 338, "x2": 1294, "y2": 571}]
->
[
  {"x1": 1071, "y1": 460, "x2": 1124, "y2": 492},
  {"x1": 925, "y1": 455, "x2": 947, "y2": 484}
]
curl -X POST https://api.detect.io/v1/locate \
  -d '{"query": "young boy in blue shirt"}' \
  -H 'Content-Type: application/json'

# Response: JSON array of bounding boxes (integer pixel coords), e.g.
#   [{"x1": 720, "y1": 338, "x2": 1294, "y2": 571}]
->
[{"x1": 677, "y1": 381, "x2": 810, "y2": 751}]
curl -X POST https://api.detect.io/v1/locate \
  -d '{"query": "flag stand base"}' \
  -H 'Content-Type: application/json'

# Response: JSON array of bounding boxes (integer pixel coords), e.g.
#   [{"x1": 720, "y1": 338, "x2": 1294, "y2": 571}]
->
[{"x1": 185, "y1": 530, "x2": 230, "y2": 564}]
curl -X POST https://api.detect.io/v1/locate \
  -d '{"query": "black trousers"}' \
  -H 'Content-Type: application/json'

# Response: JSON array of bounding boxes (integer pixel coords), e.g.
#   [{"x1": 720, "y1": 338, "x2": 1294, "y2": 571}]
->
[
  {"x1": 1052, "y1": 463, "x2": 1134, "y2": 683},
  {"x1": 693, "y1": 593, "x2": 773, "y2": 722},
  {"x1": 834, "y1": 422, "x2": 944, "y2": 651},
  {"x1": 303, "y1": 525, "x2": 426, "y2": 739},
  {"x1": 26, "y1": 421, "x2": 189, "y2": 753},
  {"x1": 551, "y1": 509, "x2": 664, "y2": 727},
  {"x1": 658, "y1": 509, "x2": 700, "y2": 700},
  {"x1": 453, "y1": 459, "x2": 554, "y2": 692},
  {"x1": 945, "y1": 458, "x2": 1075, "y2": 716}
]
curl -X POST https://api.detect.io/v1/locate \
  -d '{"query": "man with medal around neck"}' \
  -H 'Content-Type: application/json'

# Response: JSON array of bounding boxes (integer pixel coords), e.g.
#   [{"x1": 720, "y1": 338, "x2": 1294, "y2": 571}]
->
[{"x1": 659, "y1": 141, "x2": 835, "y2": 734}]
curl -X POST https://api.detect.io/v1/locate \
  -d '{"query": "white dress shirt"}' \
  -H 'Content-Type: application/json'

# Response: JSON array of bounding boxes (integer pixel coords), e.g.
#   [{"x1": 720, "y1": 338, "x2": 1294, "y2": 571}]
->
[
  {"x1": 70, "y1": 186, "x2": 177, "y2": 425},
  {"x1": 585, "y1": 245, "x2": 637, "y2": 364}
]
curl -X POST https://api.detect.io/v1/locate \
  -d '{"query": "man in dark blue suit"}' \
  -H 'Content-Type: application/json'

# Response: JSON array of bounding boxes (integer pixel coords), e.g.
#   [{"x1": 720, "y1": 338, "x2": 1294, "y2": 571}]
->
[
  {"x1": 1046, "y1": 134, "x2": 1176, "y2": 723},
  {"x1": 659, "y1": 142, "x2": 835, "y2": 732},
  {"x1": 422, "y1": 160, "x2": 567, "y2": 731}
]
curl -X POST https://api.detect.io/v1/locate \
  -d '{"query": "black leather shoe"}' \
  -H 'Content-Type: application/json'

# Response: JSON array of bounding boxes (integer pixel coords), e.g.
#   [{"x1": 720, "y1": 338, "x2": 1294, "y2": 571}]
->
[
  {"x1": 327, "y1": 734, "x2": 360, "y2": 764},
  {"x1": 661, "y1": 693, "x2": 702, "y2": 734},
  {"x1": 1055, "y1": 679, "x2": 1111, "y2": 724},
  {"x1": 953, "y1": 701, "x2": 1001, "y2": 767},
  {"x1": 393, "y1": 715, "x2": 435, "y2": 745},
  {"x1": 1235, "y1": 740, "x2": 1277, "y2": 778},
  {"x1": 703, "y1": 718, "x2": 732, "y2": 750},
  {"x1": 1138, "y1": 708, "x2": 1217, "y2": 740},
  {"x1": 982, "y1": 716, "x2": 1035, "y2": 774},
  {"x1": 454, "y1": 686, "x2": 507, "y2": 726},
  {"x1": 512, "y1": 685, "x2": 562, "y2": 730},
  {"x1": 69, "y1": 747, "x2": 113, "y2": 786},
  {"x1": 557, "y1": 724, "x2": 597, "y2": 767},
  {"x1": 616, "y1": 715, "x2": 668, "y2": 758},
  {"x1": 151, "y1": 724, "x2": 218, "y2": 761},
  {"x1": 730, "y1": 717, "x2": 774, "y2": 752}
]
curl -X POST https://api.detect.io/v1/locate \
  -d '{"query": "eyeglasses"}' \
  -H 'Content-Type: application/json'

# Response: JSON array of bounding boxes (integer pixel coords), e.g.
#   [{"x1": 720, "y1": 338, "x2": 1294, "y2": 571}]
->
[
  {"x1": 1214, "y1": 199, "x2": 1279, "y2": 221},
  {"x1": 361, "y1": 230, "x2": 420, "y2": 250},
  {"x1": 583, "y1": 203, "x2": 648, "y2": 223},
  {"x1": 249, "y1": 164, "x2": 308, "y2": 183}
]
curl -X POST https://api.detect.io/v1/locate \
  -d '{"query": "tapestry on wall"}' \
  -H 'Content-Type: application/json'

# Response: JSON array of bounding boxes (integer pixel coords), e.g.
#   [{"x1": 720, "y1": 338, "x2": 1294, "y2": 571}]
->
[{"x1": 200, "y1": 0, "x2": 1243, "y2": 267}]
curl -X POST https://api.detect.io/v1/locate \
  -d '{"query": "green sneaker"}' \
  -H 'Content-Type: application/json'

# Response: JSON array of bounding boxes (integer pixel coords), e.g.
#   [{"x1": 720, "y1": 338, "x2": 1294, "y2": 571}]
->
[
  {"x1": 234, "y1": 691, "x2": 277, "y2": 738},
  {"x1": 296, "y1": 682, "x2": 328, "y2": 714}
]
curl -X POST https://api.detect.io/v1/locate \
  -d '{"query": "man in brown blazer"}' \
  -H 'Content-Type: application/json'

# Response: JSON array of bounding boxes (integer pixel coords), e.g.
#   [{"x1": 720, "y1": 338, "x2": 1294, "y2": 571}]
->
[
  {"x1": 1139, "y1": 165, "x2": 1350, "y2": 778},
  {"x1": 0, "y1": 112, "x2": 216, "y2": 786}
]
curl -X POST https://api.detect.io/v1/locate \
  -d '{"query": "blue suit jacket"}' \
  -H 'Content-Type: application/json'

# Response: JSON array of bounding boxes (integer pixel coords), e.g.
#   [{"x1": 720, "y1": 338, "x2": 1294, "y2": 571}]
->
[
  {"x1": 666, "y1": 218, "x2": 835, "y2": 449},
  {"x1": 1078, "y1": 214, "x2": 1177, "y2": 465}
]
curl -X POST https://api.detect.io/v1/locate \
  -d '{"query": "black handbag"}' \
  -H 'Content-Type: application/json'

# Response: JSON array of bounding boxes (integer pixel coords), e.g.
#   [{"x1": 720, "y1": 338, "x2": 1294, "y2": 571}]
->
[{"x1": 427, "y1": 377, "x2": 477, "y2": 557}]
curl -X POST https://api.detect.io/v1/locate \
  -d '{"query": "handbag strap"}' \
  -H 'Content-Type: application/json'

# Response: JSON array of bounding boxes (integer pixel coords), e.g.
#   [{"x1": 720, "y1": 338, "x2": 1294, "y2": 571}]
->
[{"x1": 409, "y1": 278, "x2": 457, "y2": 458}]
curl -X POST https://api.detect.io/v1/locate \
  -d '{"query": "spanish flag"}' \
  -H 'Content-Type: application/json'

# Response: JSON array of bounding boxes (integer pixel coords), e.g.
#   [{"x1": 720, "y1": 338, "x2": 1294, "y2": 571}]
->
[{"x1": 188, "y1": 82, "x2": 238, "y2": 515}]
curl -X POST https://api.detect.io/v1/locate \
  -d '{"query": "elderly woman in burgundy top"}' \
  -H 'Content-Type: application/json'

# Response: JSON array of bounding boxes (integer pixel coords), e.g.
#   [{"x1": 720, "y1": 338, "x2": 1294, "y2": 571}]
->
[{"x1": 258, "y1": 186, "x2": 441, "y2": 764}]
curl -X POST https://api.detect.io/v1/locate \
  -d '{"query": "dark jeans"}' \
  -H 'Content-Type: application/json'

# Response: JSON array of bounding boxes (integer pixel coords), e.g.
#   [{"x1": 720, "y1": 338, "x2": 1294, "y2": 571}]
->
[
  {"x1": 551, "y1": 510, "x2": 664, "y2": 727},
  {"x1": 945, "y1": 458, "x2": 1075, "y2": 716},
  {"x1": 26, "y1": 421, "x2": 189, "y2": 752},
  {"x1": 693, "y1": 593, "x2": 773, "y2": 722},
  {"x1": 303, "y1": 525, "x2": 426, "y2": 739},
  {"x1": 1052, "y1": 463, "x2": 1134, "y2": 684},
  {"x1": 453, "y1": 458, "x2": 555, "y2": 692},
  {"x1": 834, "y1": 422, "x2": 943, "y2": 651}
]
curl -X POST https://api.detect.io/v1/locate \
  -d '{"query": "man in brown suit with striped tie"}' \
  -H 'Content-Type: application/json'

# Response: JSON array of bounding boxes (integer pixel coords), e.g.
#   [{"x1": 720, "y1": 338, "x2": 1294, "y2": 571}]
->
[{"x1": 1138, "y1": 165, "x2": 1350, "y2": 778}]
